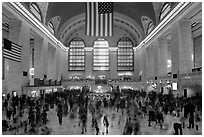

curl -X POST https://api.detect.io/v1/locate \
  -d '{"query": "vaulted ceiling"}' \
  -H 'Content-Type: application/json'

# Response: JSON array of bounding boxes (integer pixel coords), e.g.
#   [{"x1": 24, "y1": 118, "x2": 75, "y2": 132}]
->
[{"x1": 21, "y1": 2, "x2": 178, "y2": 47}]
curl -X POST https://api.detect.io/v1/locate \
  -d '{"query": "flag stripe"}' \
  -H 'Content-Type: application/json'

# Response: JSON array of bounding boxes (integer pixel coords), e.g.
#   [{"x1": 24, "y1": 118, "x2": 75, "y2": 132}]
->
[
  {"x1": 12, "y1": 43, "x2": 22, "y2": 49},
  {"x1": 4, "y1": 52, "x2": 21, "y2": 62},
  {"x1": 4, "y1": 47, "x2": 21, "y2": 56},
  {"x1": 100, "y1": 14, "x2": 103, "y2": 36},
  {"x1": 4, "y1": 53, "x2": 21, "y2": 61},
  {"x1": 12, "y1": 46, "x2": 21, "y2": 53},
  {"x1": 95, "y1": 2, "x2": 99, "y2": 36},
  {"x1": 4, "y1": 55, "x2": 21, "y2": 62},
  {"x1": 109, "y1": 13, "x2": 113, "y2": 36},
  {"x1": 105, "y1": 14, "x2": 108, "y2": 36},
  {"x1": 3, "y1": 38, "x2": 22, "y2": 62},
  {"x1": 86, "y1": 2, "x2": 113, "y2": 36},
  {"x1": 4, "y1": 49, "x2": 21, "y2": 58},
  {"x1": 86, "y1": 3, "x2": 89, "y2": 35},
  {"x1": 107, "y1": 13, "x2": 110, "y2": 36},
  {"x1": 5, "y1": 47, "x2": 21, "y2": 55},
  {"x1": 91, "y1": 2, "x2": 95, "y2": 36}
]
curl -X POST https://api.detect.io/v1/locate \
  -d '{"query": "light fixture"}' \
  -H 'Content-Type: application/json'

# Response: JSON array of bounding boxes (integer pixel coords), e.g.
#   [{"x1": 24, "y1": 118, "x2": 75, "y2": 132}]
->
[
  {"x1": 167, "y1": 60, "x2": 172, "y2": 68},
  {"x1": 29, "y1": 68, "x2": 35, "y2": 76}
]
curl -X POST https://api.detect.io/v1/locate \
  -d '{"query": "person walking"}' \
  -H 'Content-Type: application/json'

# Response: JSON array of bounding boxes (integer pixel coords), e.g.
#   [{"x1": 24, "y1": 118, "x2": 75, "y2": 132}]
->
[
  {"x1": 188, "y1": 104, "x2": 195, "y2": 129},
  {"x1": 123, "y1": 117, "x2": 133, "y2": 135},
  {"x1": 93, "y1": 118, "x2": 99, "y2": 135},
  {"x1": 148, "y1": 105, "x2": 155, "y2": 126},
  {"x1": 81, "y1": 113, "x2": 87, "y2": 134},
  {"x1": 103, "y1": 115, "x2": 109, "y2": 134},
  {"x1": 157, "y1": 110, "x2": 164, "y2": 129},
  {"x1": 42, "y1": 108, "x2": 47, "y2": 125},
  {"x1": 57, "y1": 103, "x2": 63, "y2": 125},
  {"x1": 172, "y1": 111, "x2": 183, "y2": 135},
  {"x1": 194, "y1": 111, "x2": 201, "y2": 131}
]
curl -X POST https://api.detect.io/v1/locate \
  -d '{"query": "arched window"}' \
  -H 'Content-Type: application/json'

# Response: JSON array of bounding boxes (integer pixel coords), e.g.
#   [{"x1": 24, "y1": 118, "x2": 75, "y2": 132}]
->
[
  {"x1": 191, "y1": 21, "x2": 202, "y2": 69},
  {"x1": 93, "y1": 38, "x2": 109, "y2": 70},
  {"x1": 2, "y1": 22, "x2": 9, "y2": 33},
  {"x1": 159, "y1": 3, "x2": 171, "y2": 21},
  {"x1": 117, "y1": 37, "x2": 134, "y2": 71},
  {"x1": 147, "y1": 22, "x2": 154, "y2": 34},
  {"x1": 30, "y1": 3, "x2": 42, "y2": 22},
  {"x1": 69, "y1": 38, "x2": 85, "y2": 71},
  {"x1": 141, "y1": 16, "x2": 154, "y2": 35},
  {"x1": 48, "y1": 21, "x2": 55, "y2": 34}
]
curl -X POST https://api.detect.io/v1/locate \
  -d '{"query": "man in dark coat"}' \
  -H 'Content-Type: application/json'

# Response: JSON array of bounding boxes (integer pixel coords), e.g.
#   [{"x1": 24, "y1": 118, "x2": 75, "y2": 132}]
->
[
  {"x1": 103, "y1": 115, "x2": 109, "y2": 133},
  {"x1": 57, "y1": 103, "x2": 63, "y2": 125}
]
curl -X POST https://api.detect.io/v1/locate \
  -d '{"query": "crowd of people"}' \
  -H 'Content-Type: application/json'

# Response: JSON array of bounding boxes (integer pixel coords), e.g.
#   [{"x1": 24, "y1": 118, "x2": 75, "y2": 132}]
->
[
  {"x1": 2, "y1": 91, "x2": 54, "y2": 134},
  {"x1": 2, "y1": 84, "x2": 202, "y2": 135}
]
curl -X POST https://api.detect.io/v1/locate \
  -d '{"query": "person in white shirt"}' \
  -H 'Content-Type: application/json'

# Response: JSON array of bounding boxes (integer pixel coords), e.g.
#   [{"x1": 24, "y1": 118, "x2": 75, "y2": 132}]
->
[{"x1": 172, "y1": 111, "x2": 183, "y2": 135}]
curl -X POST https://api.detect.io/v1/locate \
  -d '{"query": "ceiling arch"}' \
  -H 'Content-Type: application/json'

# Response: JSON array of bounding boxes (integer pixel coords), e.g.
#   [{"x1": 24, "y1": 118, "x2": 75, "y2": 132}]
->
[
  {"x1": 21, "y1": 2, "x2": 179, "y2": 48},
  {"x1": 59, "y1": 12, "x2": 145, "y2": 46}
]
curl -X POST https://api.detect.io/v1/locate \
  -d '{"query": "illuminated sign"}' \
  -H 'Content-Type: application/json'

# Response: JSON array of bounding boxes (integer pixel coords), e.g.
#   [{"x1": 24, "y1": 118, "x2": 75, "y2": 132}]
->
[
  {"x1": 29, "y1": 68, "x2": 34, "y2": 75},
  {"x1": 172, "y1": 82, "x2": 178, "y2": 90},
  {"x1": 118, "y1": 72, "x2": 132, "y2": 76}
]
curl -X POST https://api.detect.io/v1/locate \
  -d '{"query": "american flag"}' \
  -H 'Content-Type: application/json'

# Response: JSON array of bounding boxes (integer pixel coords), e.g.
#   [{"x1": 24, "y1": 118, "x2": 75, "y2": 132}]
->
[
  {"x1": 3, "y1": 38, "x2": 22, "y2": 62},
  {"x1": 86, "y1": 2, "x2": 113, "y2": 36}
]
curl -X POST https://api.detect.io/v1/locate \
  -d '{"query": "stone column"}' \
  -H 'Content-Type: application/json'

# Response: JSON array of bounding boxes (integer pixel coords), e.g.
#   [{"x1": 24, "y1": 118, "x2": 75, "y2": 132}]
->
[
  {"x1": 171, "y1": 23, "x2": 180, "y2": 77},
  {"x1": 29, "y1": 38, "x2": 34, "y2": 86},
  {"x1": 47, "y1": 44, "x2": 56, "y2": 80},
  {"x1": 33, "y1": 35, "x2": 44, "y2": 79},
  {"x1": 8, "y1": 21, "x2": 22, "y2": 44},
  {"x1": 134, "y1": 49, "x2": 140, "y2": 81},
  {"x1": 146, "y1": 44, "x2": 154, "y2": 79},
  {"x1": 4, "y1": 21, "x2": 23, "y2": 93},
  {"x1": 42, "y1": 40, "x2": 49, "y2": 79},
  {"x1": 109, "y1": 47, "x2": 117, "y2": 79},
  {"x1": 20, "y1": 22, "x2": 30, "y2": 88},
  {"x1": 55, "y1": 48, "x2": 61, "y2": 80},
  {"x1": 158, "y1": 37, "x2": 168, "y2": 77},
  {"x1": 62, "y1": 50, "x2": 68, "y2": 80},
  {"x1": 153, "y1": 40, "x2": 159, "y2": 79},
  {"x1": 85, "y1": 47, "x2": 93, "y2": 77},
  {"x1": 178, "y1": 19, "x2": 194, "y2": 74},
  {"x1": 140, "y1": 49, "x2": 147, "y2": 82}
]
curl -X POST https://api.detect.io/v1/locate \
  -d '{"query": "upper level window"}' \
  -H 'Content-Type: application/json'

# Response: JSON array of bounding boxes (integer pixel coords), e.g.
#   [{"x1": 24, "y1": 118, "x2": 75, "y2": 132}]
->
[
  {"x1": 147, "y1": 22, "x2": 154, "y2": 34},
  {"x1": 30, "y1": 3, "x2": 42, "y2": 22},
  {"x1": 191, "y1": 22, "x2": 202, "y2": 69},
  {"x1": 141, "y1": 16, "x2": 154, "y2": 35},
  {"x1": 159, "y1": 3, "x2": 171, "y2": 21},
  {"x1": 117, "y1": 37, "x2": 134, "y2": 71},
  {"x1": 69, "y1": 38, "x2": 85, "y2": 71},
  {"x1": 2, "y1": 22, "x2": 9, "y2": 33},
  {"x1": 48, "y1": 21, "x2": 55, "y2": 34},
  {"x1": 93, "y1": 38, "x2": 109, "y2": 71}
]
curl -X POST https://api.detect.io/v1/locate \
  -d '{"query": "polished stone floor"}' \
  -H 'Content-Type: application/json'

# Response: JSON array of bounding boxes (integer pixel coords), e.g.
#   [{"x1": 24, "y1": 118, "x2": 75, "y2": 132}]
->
[
  {"x1": 2, "y1": 106, "x2": 202, "y2": 135},
  {"x1": 46, "y1": 107, "x2": 202, "y2": 135}
]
